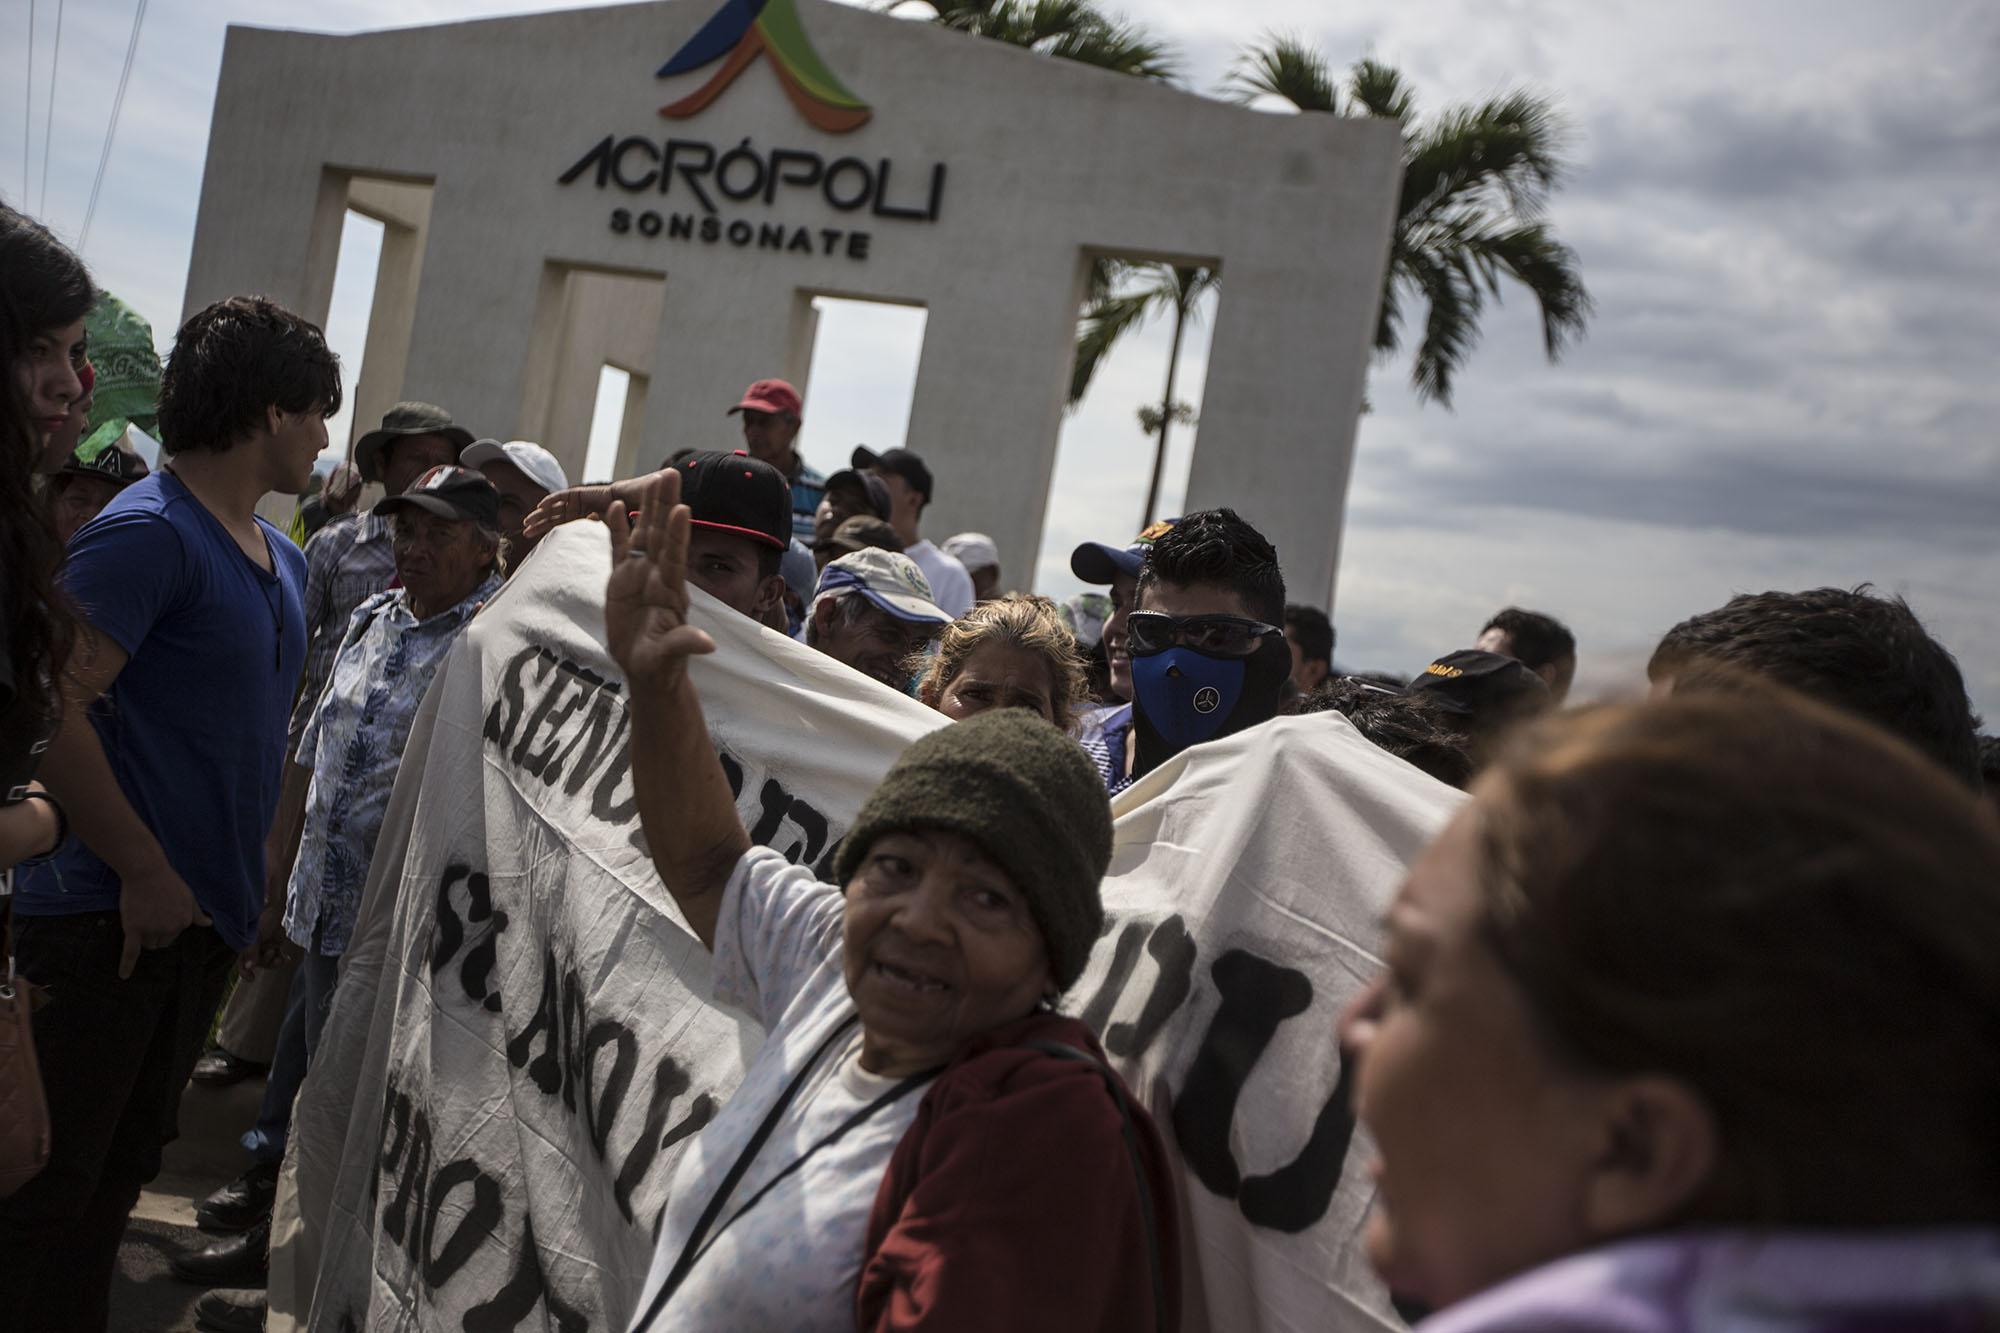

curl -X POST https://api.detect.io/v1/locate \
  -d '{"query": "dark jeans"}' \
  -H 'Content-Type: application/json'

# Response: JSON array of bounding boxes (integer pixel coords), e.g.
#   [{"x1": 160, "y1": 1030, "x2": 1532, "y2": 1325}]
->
[
  {"x1": 243, "y1": 945, "x2": 340, "y2": 1164},
  {"x1": 0, "y1": 911, "x2": 234, "y2": 1333}
]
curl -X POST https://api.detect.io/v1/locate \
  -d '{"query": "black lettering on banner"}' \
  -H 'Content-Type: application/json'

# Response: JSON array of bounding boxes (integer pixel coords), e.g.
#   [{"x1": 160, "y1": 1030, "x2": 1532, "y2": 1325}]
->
[
  {"x1": 611, "y1": 1057, "x2": 722, "y2": 1222},
  {"x1": 746, "y1": 776, "x2": 831, "y2": 866},
  {"x1": 786, "y1": 227, "x2": 813, "y2": 254},
  {"x1": 823, "y1": 156, "x2": 873, "y2": 211},
  {"x1": 422, "y1": 1158, "x2": 504, "y2": 1289},
  {"x1": 700, "y1": 215, "x2": 721, "y2": 243},
  {"x1": 758, "y1": 222, "x2": 786, "y2": 250},
  {"x1": 639, "y1": 210, "x2": 664, "y2": 237},
  {"x1": 1077, "y1": 918, "x2": 1148, "y2": 1035},
  {"x1": 819, "y1": 228, "x2": 842, "y2": 256},
  {"x1": 379, "y1": 1083, "x2": 433, "y2": 1259},
  {"x1": 764, "y1": 148, "x2": 824, "y2": 204},
  {"x1": 669, "y1": 213, "x2": 694, "y2": 240},
  {"x1": 663, "y1": 138, "x2": 718, "y2": 213},
  {"x1": 848, "y1": 232, "x2": 872, "y2": 261},
  {"x1": 557, "y1": 134, "x2": 614, "y2": 187},
  {"x1": 727, "y1": 220, "x2": 754, "y2": 246},
  {"x1": 431, "y1": 865, "x2": 508, "y2": 1014},
  {"x1": 611, "y1": 136, "x2": 662, "y2": 191},
  {"x1": 1106, "y1": 915, "x2": 1195, "y2": 1060},
  {"x1": 582, "y1": 1020, "x2": 639, "y2": 1161},
  {"x1": 505, "y1": 948, "x2": 564, "y2": 1096},
  {"x1": 483, "y1": 643, "x2": 541, "y2": 749},
  {"x1": 462, "y1": 1213, "x2": 588, "y2": 1333},
  {"x1": 610, "y1": 208, "x2": 632, "y2": 234},
  {"x1": 554, "y1": 688, "x2": 628, "y2": 795},
  {"x1": 1171, "y1": 949, "x2": 1357, "y2": 1233}
]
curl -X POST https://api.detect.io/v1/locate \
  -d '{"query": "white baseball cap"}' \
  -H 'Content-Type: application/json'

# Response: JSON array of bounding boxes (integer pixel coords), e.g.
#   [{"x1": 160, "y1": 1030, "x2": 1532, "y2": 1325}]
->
[
  {"x1": 460, "y1": 439, "x2": 568, "y2": 497},
  {"x1": 942, "y1": 531, "x2": 1000, "y2": 572},
  {"x1": 813, "y1": 547, "x2": 953, "y2": 625}
]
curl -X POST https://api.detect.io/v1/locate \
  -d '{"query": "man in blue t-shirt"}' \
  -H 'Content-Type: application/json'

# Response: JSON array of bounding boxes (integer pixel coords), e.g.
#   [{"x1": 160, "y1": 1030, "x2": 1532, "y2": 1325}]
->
[{"x1": 0, "y1": 296, "x2": 339, "y2": 1329}]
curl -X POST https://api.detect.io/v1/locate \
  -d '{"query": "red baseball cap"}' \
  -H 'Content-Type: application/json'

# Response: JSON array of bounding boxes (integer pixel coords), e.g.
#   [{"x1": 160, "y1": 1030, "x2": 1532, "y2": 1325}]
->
[{"x1": 727, "y1": 379, "x2": 803, "y2": 420}]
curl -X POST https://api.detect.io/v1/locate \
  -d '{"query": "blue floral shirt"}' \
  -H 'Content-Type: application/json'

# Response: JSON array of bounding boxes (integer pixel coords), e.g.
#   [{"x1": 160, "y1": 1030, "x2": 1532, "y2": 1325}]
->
[{"x1": 283, "y1": 575, "x2": 498, "y2": 955}]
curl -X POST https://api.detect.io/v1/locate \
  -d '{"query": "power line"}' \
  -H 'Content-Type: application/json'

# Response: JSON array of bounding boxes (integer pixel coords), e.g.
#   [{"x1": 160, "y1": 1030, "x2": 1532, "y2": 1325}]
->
[
  {"x1": 21, "y1": 0, "x2": 33, "y2": 203},
  {"x1": 80, "y1": 0, "x2": 147, "y2": 252},
  {"x1": 39, "y1": 0, "x2": 64, "y2": 215}
]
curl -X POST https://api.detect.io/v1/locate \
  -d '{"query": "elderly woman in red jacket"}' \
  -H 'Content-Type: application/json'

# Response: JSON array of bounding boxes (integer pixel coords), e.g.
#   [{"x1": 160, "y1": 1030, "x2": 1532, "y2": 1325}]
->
[{"x1": 608, "y1": 470, "x2": 1178, "y2": 1333}]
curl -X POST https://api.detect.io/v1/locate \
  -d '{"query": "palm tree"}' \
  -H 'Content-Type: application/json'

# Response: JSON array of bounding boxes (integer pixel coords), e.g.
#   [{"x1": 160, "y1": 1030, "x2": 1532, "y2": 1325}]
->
[
  {"x1": 1226, "y1": 42, "x2": 1591, "y2": 405},
  {"x1": 1068, "y1": 263, "x2": 1218, "y2": 529},
  {"x1": 881, "y1": 0, "x2": 1181, "y2": 80}
]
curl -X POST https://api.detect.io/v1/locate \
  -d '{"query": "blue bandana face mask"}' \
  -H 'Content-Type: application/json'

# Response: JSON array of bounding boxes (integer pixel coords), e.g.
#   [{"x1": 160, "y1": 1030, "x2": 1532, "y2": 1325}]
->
[
  {"x1": 1129, "y1": 635, "x2": 1294, "y2": 778},
  {"x1": 1131, "y1": 648, "x2": 1247, "y2": 752}
]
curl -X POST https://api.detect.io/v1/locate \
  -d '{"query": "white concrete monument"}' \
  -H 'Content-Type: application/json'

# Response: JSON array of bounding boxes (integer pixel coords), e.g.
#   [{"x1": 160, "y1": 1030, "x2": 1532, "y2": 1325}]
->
[{"x1": 185, "y1": 0, "x2": 1400, "y2": 602}]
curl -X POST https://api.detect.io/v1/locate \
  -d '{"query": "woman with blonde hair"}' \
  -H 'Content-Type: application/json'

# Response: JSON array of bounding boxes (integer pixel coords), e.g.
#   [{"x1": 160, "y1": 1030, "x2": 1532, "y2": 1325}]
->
[{"x1": 913, "y1": 594, "x2": 1090, "y2": 732}]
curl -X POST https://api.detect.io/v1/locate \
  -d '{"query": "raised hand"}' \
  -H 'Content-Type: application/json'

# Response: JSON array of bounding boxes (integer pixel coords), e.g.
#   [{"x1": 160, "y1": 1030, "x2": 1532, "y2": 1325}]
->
[{"x1": 605, "y1": 469, "x2": 717, "y2": 692}]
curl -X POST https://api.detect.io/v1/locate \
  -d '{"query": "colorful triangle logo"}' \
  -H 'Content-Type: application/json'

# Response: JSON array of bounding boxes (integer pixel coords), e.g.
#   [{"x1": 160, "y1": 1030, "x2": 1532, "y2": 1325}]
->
[{"x1": 657, "y1": 0, "x2": 872, "y2": 134}]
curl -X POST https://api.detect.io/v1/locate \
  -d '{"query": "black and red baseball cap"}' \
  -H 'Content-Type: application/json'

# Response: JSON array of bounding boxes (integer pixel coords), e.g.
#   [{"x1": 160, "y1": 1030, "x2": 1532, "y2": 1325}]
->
[
  {"x1": 673, "y1": 450, "x2": 791, "y2": 551},
  {"x1": 374, "y1": 464, "x2": 500, "y2": 528}
]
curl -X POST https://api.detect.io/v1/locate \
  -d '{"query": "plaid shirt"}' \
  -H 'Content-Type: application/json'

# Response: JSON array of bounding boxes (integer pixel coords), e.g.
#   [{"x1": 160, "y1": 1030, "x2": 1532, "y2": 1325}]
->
[
  {"x1": 790, "y1": 461, "x2": 826, "y2": 543},
  {"x1": 288, "y1": 509, "x2": 396, "y2": 750},
  {"x1": 284, "y1": 576, "x2": 498, "y2": 955},
  {"x1": 1076, "y1": 702, "x2": 1135, "y2": 796}
]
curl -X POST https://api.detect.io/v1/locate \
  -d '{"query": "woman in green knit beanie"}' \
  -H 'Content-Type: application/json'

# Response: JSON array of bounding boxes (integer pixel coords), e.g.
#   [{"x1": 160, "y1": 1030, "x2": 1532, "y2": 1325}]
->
[{"x1": 608, "y1": 469, "x2": 1179, "y2": 1333}]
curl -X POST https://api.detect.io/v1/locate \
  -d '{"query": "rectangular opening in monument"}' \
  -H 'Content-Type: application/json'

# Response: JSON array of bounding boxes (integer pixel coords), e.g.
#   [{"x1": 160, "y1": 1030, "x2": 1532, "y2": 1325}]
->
[
  {"x1": 339, "y1": 175, "x2": 437, "y2": 459},
  {"x1": 1033, "y1": 257, "x2": 1222, "y2": 598},
  {"x1": 322, "y1": 210, "x2": 386, "y2": 465},
  {"x1": 795, "y1": 296, "x2": 927, "y2": 467},
  {"x1": 583, "y1": 366, "x2": 633, "y2": 483}
]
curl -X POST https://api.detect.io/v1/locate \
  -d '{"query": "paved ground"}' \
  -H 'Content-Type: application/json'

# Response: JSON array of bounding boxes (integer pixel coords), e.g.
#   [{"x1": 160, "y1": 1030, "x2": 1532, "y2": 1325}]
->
[{"x1": 107, "y1": 1074, "x2": 266, "y2": 1332}]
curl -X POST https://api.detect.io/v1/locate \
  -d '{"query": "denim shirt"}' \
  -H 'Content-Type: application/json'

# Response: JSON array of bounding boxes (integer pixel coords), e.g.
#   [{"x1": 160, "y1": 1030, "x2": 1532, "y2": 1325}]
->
[{"x1": 283, "y1": 574, "x2": 499, "y2": 955}]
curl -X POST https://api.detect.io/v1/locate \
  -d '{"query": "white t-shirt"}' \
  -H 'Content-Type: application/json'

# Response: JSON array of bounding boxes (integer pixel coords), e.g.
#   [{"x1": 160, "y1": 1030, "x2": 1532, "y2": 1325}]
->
[
  {"x1": 905, "y1": 539, "x2": 976, "y2": 619},
  {"x1": 629, "y1": 848, "x2": 924, "y2": 1332}
]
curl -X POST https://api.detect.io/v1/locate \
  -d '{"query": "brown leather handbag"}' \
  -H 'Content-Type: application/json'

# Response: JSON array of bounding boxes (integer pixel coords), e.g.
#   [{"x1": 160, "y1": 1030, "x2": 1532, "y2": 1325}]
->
[{"x1": 0, "y1": 869, "x2": 52, "y2": 1198}]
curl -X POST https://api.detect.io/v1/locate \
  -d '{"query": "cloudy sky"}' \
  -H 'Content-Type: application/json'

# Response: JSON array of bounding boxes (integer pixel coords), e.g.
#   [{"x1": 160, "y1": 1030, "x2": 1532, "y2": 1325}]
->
[{"x1": 10, "y1": 0, "x2": 1997, "y2": 717}]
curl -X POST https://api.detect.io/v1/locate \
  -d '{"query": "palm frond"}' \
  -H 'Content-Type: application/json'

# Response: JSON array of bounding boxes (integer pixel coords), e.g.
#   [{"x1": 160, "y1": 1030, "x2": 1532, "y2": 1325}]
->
[
  {"x1": 1399, "y1": 245, "x2": 1483, "y2": 406},
  {"x1": 1046, "y1": 19, "x2": 1181, "y2": 80},
  {"x1": 1346, "y1": 58, "x2": 1414, "y2": 123},
  {"x1": 1401, "y1": 91, "x2": 1571, "y2": 224},
  {"x1": 1069, "y1": 287, "x2": 1162, "y2": 406},
  {"x1": 1223, "y1": 35, "x2": 1339, "y2": 112}
]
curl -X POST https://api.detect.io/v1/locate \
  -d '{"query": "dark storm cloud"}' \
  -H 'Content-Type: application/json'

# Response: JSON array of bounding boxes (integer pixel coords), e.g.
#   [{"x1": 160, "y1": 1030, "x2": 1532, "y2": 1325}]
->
[{"x1": 1354, "y1": 439, "x2": 2000, "y2": 550}]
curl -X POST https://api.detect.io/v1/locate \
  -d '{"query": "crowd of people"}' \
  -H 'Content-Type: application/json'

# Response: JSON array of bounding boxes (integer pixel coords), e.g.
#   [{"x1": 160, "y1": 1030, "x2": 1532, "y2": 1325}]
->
[{"x1": 4, "y1": 194, "x2": 1999, "y2": 1333}]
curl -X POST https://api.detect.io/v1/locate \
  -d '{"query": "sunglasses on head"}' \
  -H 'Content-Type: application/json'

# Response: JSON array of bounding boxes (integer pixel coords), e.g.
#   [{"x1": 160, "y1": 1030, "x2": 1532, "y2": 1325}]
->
[{"x1": 1126, "y1": 610, "x2": 1284, "y2": 659}]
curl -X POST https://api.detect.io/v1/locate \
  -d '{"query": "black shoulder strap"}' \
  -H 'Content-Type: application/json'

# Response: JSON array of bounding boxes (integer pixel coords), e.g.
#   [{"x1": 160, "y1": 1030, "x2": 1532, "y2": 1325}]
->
[{"x1": 1023, "y1": 1039, "x2": 1170, "y2": 1333}]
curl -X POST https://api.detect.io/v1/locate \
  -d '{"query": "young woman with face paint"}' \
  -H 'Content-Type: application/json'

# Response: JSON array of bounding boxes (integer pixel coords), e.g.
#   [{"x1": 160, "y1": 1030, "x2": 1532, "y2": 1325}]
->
[{"x1": 1341, "y1": 687, "x2": 2000, "y2": 1331}]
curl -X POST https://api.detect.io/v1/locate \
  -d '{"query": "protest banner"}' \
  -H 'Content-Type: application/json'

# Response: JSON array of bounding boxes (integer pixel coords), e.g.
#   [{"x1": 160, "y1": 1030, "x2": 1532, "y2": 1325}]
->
[{"x1": 280, "y1": 520, "x2": 1462, "y2": 1331}]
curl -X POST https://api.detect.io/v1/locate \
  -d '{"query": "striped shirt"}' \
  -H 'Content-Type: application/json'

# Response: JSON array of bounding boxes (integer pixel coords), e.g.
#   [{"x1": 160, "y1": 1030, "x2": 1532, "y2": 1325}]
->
[{"x1": 790, "y1": 462, "x2": 827, "y2": 543}]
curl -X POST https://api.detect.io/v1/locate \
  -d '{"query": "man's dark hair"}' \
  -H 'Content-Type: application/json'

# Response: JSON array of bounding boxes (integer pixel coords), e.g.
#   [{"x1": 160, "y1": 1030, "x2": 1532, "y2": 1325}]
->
[
  {"x1": 1296, "y1": 676, "x2": 1474, "y2": 789},
  {"x1": 1137, "y1": 508, "x2": 1285, "y2": 625},
  {"x1": 1482, "y1": 607, "x2": 1576, "y2": 671},
  {"x1": 1284, "y1": 604, "x2": 1335, "y2": 666},
  {"x1": 1650, "y1": 585, "x2": 1982, "y2": 788},
  {"x1": 157, "y1": 295, "x2": 341, "y2": 453},
  {"x1": 757, "y1": 544, "x2": 783, "y2": 581}
]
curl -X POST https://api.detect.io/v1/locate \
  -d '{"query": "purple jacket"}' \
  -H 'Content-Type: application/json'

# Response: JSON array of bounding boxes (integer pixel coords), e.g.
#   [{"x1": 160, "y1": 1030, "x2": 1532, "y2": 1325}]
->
[{"x1": 1420, "y1": 1231, "x2": 2000, "y2": 1333}]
